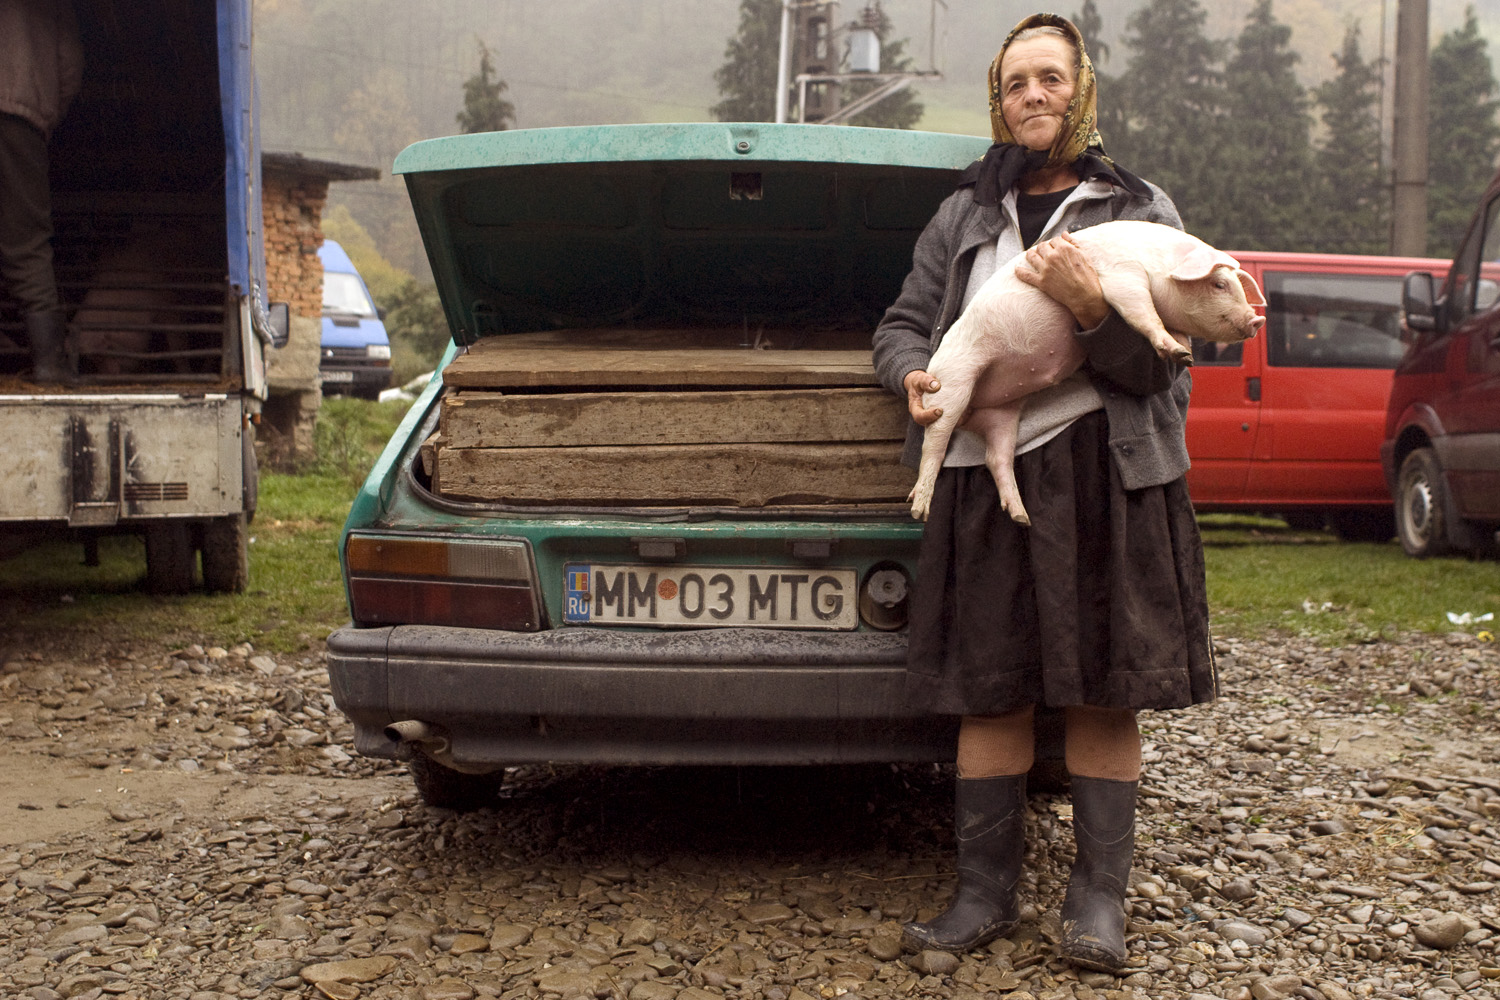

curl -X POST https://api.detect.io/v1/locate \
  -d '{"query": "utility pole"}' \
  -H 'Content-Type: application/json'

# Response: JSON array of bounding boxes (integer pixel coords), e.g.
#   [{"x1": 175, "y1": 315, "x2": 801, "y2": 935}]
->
[
  {"x1": 774, "y1": 1, "x2": 942, "y2": 125},
  {"x1": 793, "y1": 1, "x2": 844, "y2": 123},
  {"x1": 775, "y1": 0, "x2": 793, "y2": 124},
  {"x1": 1390, "y1": 0, "x2": 1429, "y2": 256}
]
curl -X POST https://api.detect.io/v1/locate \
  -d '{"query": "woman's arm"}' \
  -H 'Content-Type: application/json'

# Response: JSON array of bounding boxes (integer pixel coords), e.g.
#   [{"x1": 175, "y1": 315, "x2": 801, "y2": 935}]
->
[
  {"x1": 872, "y1": 192, "x2": 965, "y2": 399},
  {"x1": 1074, "y1": 311, "x2": 1179, "y2": 396}
]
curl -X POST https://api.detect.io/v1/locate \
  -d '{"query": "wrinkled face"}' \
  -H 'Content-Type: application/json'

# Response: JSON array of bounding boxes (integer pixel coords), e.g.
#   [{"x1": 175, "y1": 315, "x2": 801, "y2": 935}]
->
[{"x1": 998, "y1": 35, "x2": 1077, "y2": 152}]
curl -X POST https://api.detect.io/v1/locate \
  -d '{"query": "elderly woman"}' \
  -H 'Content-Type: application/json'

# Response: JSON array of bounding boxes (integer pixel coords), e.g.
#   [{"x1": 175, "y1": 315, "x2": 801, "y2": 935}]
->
[{"x1": 871, "y1": 13, "x2": 1216, "y2": 973}]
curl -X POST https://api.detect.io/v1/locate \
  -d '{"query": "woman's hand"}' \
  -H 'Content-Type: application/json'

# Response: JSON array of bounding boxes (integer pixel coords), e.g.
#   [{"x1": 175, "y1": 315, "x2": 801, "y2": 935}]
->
[
  {"x1": 1014, "y1": 231, "x2": 1110, "y2": 329},
  {"x1": 903, "y1": 369, "x2": 943, "y2": 426}
]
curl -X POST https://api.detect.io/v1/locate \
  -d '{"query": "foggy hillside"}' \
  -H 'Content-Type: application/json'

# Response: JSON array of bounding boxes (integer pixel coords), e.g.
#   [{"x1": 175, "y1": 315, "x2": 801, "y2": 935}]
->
[
  {"x1": 251, "y1": 0, "x2": 1498, "y2": 273},
  {"x1": 256, "y1": 0, "x2": 1496, "y2": 149}
]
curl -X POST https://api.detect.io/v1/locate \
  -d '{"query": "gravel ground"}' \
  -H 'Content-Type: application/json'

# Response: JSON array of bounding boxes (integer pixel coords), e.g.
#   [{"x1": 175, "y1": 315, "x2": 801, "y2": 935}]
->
[{"x1": 1, "y1": 627, "x2": 1499, "y2": 1000}]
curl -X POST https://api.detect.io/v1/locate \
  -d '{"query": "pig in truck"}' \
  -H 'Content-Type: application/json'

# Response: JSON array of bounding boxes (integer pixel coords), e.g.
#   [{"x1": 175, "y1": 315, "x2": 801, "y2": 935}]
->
[{"x1": 0, "y1": 0, "x2": 287, "y2": 593}]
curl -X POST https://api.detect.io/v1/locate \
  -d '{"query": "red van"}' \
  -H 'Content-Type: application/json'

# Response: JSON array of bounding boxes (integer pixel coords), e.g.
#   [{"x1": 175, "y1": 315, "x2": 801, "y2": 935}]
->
[
  {"x1": 1384, "y1": 168, "x2": 1500, "y2": 558},
  {"x1": 1187, "y1": 250, "x2": 1452, "y2": 540}
]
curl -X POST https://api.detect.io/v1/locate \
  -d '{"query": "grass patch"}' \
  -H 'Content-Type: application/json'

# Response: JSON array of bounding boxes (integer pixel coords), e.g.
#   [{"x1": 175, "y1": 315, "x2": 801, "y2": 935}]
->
[
  {"x1": 308, "y1": 395, "x2": 411, "y2": 486},
  {"x1": 0, "y1": 472, "x2": 354, "y2": 656},
  {"x1": 0, "y1": 399, "x2": 413, "y2": 657},
  {"x1": 1199, "y1": 513, "x2": 1500, "y2": 641}
]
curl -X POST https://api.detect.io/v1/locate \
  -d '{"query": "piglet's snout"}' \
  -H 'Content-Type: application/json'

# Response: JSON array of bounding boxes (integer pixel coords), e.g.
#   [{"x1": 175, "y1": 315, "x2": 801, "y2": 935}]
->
[{"x1": 1224, "y1": 311, "x2": 1265, "y2": 341}]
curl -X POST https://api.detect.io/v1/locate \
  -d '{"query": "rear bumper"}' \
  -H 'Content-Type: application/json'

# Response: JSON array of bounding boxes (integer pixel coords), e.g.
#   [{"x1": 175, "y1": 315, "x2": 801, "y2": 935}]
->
[
  {"x1": 326, "y1": 623, "x2": 955, "y2": 766},
  {"x1": 0, "y1": 393, "x2": 244, "y2": 524}
]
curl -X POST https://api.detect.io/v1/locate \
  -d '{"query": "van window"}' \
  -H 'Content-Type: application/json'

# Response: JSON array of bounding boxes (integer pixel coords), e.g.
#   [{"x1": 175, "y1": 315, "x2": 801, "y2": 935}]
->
[
  {"x1": 1264, "y1": 272, "x2": 1407, "y2": 368},
  {"x1": 1191, "y1": 341, "x2": 1243, "y2": 365},
  {"x1": 1479, "y1": 202, "x2": 1500, "y2": 314},
  {"x1": 1448, "y1": 196, "x2": 1500, "y2": 325},
  {"x1": 323, "y1": 272, "x2": 378, "y2": 318}
]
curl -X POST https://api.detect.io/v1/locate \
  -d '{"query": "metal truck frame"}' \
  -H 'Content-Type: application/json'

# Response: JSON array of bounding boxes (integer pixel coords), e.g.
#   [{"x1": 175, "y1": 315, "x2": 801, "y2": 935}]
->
[{"x1": 0, "y1": 0, "x2": 283, "y2": 593}]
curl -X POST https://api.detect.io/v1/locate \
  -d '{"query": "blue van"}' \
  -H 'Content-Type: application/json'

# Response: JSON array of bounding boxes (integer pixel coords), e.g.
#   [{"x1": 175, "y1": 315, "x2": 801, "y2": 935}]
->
[{"x1": 318, "y1": 240, "x2": 393, "y2": 399}]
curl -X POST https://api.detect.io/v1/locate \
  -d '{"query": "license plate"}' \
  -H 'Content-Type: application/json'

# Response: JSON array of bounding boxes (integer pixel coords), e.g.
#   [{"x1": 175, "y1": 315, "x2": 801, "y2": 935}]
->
[
  {"x1": 321, "y1": 369, "x2": 354, "y2": 382},
  {"x1": 563, "y1": 564, "x2": 858, "y2": 630}
]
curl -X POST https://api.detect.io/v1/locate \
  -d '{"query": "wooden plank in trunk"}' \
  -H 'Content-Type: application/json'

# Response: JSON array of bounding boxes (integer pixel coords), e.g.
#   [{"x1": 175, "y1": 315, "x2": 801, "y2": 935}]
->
[
  {"x1": 433, "y1": 442, "x2": 916, "y2": 506},
  {"x1": 442, "y1": 335, "x2": 879, "y2": 390},
  {"x1": 458, "y1": 326, "x2": 876, "y2": 351},
  {"x1": 441, "y1": 387, "x2": 908, "y2": 449}
]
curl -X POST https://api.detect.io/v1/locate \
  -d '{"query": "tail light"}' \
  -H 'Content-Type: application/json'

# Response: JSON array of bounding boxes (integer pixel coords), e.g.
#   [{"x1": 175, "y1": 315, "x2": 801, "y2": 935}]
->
[{"x1": 344, "y1": 532, "x2": 543, "y2": 631}]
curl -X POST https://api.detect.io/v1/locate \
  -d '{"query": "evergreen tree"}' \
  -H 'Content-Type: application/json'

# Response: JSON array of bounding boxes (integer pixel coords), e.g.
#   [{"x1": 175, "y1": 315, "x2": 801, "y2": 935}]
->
[
  {"x1": 1108, "y1": 0, "x2": 1226, "y2": 243},
  {"x1": 843, "y1": 3, "x2": 924, "y2": 130},
  {"x1": 1427, "y1": 7, "x2": 1500, "y2": 257},
  {"x1": 1219, "y1": 0, "x2": 1313, "y2": 250},
  {"x1": 1072, "y1": 0, "x2": 1109, "y2": 66},
  {"x1": 456, "y1": 40, "x2": 515, "y2": 134},
  {"x1": 1074, "y1": 0, "x2": 1128, "y2": 163},
  {"x1": 712, "y1": 0, "x2": 784, "y2": 122},
  {"x1": 1311, "y1": 24, "x2": 1387, "y2": 254}
]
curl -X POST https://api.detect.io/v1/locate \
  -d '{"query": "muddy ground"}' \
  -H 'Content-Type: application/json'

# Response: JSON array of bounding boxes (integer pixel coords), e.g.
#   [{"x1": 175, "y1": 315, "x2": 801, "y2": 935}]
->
[{"x1": 1, "y1": 626, "x2": 1499, "y2": 1000}]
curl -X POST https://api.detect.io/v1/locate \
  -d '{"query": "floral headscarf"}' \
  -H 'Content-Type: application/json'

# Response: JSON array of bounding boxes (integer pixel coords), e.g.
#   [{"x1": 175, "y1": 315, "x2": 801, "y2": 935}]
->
[
  {"x1": 987, "y1": 13, "x2": 1102, "y2": 166},
  {"x1": 964, "y1": 12, "x2": 1148, "y2": 206}
]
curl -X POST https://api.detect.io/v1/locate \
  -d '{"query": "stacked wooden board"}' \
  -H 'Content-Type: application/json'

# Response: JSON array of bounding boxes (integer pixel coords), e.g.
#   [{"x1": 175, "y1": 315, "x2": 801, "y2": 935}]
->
[{"x1": 429, "y1": 331, "x2": 915, "y2": 506}]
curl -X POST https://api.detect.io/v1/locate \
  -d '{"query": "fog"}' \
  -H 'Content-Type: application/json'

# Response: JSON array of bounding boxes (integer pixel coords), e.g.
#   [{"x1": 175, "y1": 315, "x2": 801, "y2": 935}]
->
[{"x1": 250, "y1": 0, "x2": 1498, "y2": 272}]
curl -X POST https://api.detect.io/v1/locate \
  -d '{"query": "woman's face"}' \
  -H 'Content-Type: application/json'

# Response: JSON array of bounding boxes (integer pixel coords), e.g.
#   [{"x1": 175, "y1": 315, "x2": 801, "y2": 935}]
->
[{"x1": 998, "y1": 35, "x2": 1078, "y2": 151}]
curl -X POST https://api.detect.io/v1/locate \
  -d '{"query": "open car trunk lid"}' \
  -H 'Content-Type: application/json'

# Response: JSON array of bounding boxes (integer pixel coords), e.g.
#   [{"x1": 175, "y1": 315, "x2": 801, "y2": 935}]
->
[{"x1": 396, "y1": 123, "x2": 989, "y2": 508}]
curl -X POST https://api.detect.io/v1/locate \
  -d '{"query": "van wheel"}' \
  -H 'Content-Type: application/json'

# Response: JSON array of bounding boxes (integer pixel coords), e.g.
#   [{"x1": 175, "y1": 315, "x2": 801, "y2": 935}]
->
[
  {"x1": 1328, "y1": 507, "x2": 1394, "y2": 543},
  {"x1": 144, "y1": 522, "x2": 196, "y2": 593},
  {"x1": 408, "y1": 754, "x2": 503, "y2": 811},
  {"x1": 201, "y1": 514, "x2": 249, "y2": 593},
  {"x1": 1396, "y1": 448, "x2": 1453, "y2": 558}
]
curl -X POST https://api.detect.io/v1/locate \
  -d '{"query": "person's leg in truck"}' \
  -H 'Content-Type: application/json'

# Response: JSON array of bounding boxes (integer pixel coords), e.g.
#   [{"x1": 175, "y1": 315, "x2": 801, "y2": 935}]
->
[{"x1": 0, "y1": 113, "x2": 69, "y2": 384}]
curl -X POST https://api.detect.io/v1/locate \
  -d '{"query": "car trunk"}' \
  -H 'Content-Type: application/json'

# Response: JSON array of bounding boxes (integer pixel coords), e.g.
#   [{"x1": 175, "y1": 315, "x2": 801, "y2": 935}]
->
[
  {"x1": 427, "y1": 329, "x2": 910, "y2": 506},
  {"x1": 397, "y1": 124, "x2": 988, "y2": 511}
]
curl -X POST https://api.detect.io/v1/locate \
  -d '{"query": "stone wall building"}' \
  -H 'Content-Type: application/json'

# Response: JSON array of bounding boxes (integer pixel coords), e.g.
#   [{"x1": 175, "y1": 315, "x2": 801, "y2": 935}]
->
[{"x1": 258, "y1": 152, "x2": 380, "y2": 468}]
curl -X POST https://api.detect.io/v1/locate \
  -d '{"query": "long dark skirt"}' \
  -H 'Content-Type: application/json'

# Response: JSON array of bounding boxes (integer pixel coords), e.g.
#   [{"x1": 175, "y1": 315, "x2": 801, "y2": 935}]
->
[{"x1": 905, "y1": 411, "x2": 1216, "y2": 716}]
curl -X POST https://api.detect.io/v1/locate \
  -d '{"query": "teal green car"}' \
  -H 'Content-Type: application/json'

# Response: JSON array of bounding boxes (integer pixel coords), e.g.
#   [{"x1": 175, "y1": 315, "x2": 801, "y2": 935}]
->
[{"x1": 326, "y1": 123, "x2": 990, "y2": 807}]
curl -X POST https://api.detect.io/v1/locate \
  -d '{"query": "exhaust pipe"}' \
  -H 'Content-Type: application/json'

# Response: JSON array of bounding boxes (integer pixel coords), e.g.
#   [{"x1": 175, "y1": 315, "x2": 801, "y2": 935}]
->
[
  {"x1": 385, "y1": 719, "x2": 447, "y2": 755},
  {"x1": 383, "y1": 720, "x2": 493, "y2": 775}
]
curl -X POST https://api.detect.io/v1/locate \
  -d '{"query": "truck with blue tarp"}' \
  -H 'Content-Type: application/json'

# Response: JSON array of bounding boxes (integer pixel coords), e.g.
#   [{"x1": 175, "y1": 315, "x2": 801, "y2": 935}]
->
[{"x1": 0, "y1": 0, "x2": 285, "y2": 592}]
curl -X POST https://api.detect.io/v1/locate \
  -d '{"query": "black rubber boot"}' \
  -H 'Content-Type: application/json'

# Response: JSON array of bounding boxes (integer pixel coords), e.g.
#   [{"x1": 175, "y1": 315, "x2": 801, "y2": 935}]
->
[
  {"x1": 25, "y1": 311, "x2": 71, "y2": 385},
  {"x1": 903, "y1": 773, "x2": 1026, "y2": 953},
  {"x1": 1060, "y1": 776, "x2": 1137, "y2": 973}
]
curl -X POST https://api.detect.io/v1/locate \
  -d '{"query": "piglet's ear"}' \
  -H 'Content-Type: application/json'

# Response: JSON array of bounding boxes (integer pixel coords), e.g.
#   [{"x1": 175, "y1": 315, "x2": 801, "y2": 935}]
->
[
  {"x1": 1169, "y1": 247, "x2": 1236, "y2": 282},
  {"x1": 1235, "y1": 270, "x2": 1267, "y2": 307}
]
